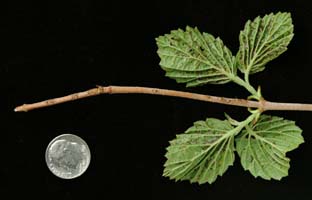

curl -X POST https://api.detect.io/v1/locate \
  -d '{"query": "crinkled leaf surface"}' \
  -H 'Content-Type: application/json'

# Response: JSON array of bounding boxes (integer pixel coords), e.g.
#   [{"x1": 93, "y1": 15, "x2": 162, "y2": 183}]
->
[
  {"x1": 164, "y1": 118, "x2": 235, "y2": 184},
  {"x1": 156, "y1": 26, "x2": 236, "y2": 87},
  {"x1": 236, "y1": 12, "x2": 294, "y2": 74},
  {"x1": 236, "y1": 115, "x2": 304, "y2": 180}
]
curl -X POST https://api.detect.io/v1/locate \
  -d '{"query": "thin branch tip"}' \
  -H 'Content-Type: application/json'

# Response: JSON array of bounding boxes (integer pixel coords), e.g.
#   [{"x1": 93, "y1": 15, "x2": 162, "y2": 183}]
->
[
  {"x1": 13, "y1": 86, "x2": 312, "y2": 112},
  {"x1": 14, "y1": 106, "x2": 22, "y2": 112},
  {"x1": 14, "y1": 105, "x2": 26, "y2": 112}
]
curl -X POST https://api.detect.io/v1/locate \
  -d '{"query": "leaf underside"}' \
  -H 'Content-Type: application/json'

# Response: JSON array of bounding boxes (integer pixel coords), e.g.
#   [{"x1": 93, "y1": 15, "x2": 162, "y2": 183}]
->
[
  {"x1": 164, "y1": 118, "x2": 235, "y2": 184},
  {"x1": 156, "y1": 26, "x2": 236, "y2": 87},
  {"x1": 236, "y1": 115, "x2": 304, "y2": 180},
  {"x1": 236, "y1": 12, "x2": 294, "y2": 74}
]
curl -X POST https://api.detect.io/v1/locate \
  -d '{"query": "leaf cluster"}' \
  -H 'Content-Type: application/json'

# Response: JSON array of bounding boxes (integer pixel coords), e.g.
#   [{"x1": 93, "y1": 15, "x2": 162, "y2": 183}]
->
[{"x1": 156, "y1": 12, "x2": 304, "y2": 184}]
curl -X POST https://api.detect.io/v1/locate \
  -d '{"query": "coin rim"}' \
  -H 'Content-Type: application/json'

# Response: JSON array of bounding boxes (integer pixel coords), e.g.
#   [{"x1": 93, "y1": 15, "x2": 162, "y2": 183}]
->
[{"x1": 45, "y1": 133, "x2": 91, "y2": 179}]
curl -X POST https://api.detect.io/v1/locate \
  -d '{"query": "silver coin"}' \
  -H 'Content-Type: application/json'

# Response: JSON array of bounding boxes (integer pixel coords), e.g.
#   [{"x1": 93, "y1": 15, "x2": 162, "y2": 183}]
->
[{"x1": 45, "y1": 134, "x2": 91, "y2": 179}]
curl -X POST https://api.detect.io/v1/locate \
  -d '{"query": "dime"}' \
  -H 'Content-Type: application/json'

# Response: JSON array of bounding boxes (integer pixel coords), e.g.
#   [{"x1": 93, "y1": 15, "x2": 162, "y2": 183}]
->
[{"x1": 45, "y1": 134, "x2": 91, "y2": 179}]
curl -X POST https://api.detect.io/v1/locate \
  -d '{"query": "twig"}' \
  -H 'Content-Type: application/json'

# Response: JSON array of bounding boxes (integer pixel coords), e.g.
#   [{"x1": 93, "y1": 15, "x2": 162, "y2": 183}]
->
[{"x1": 14, "y1": 86, "x2": 312, "y2": 112}]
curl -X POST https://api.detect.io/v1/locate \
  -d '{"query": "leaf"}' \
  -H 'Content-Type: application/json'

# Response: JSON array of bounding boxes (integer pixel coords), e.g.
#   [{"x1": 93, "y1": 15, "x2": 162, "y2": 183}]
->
[
  {"x1": 236, "y1": 115, "x2": 304, "y2": 180},
  {"x1": 156, "y1": 26, "x2": 236, "y2": 87},
  {"x1": 236, "y1": 12, "x2": 294, "y2": 74},
  {"x1": 163, "y1": 118, "x2": 235, "y2": 184}
]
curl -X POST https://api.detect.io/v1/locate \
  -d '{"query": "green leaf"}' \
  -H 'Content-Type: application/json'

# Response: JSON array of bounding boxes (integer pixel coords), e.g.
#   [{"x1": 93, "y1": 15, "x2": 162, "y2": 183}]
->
[
  {"x1": 163, "y1": 118, "x2": 235, "y2": 184},
  {"x1": 236, "y1": 12, "x2": 294, "y2": 74},
  {"x1": 156, "y1": 26, "x2": 236, "y2": 87},
  {"x1": 236, "y1": 115, "x2": 304, "y2": 180}
]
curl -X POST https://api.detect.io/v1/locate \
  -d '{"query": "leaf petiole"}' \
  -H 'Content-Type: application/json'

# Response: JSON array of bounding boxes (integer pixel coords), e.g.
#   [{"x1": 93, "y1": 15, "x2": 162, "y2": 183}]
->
[{"x1": 230, "y1": 75, "x2": 260, "y2": 99}]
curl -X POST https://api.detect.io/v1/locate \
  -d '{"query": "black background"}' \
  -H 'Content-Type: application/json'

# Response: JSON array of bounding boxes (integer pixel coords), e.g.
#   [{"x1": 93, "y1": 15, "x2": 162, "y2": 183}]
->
[{"x1": 2, "y1": 0, "x2": 312, "y2": 199}]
